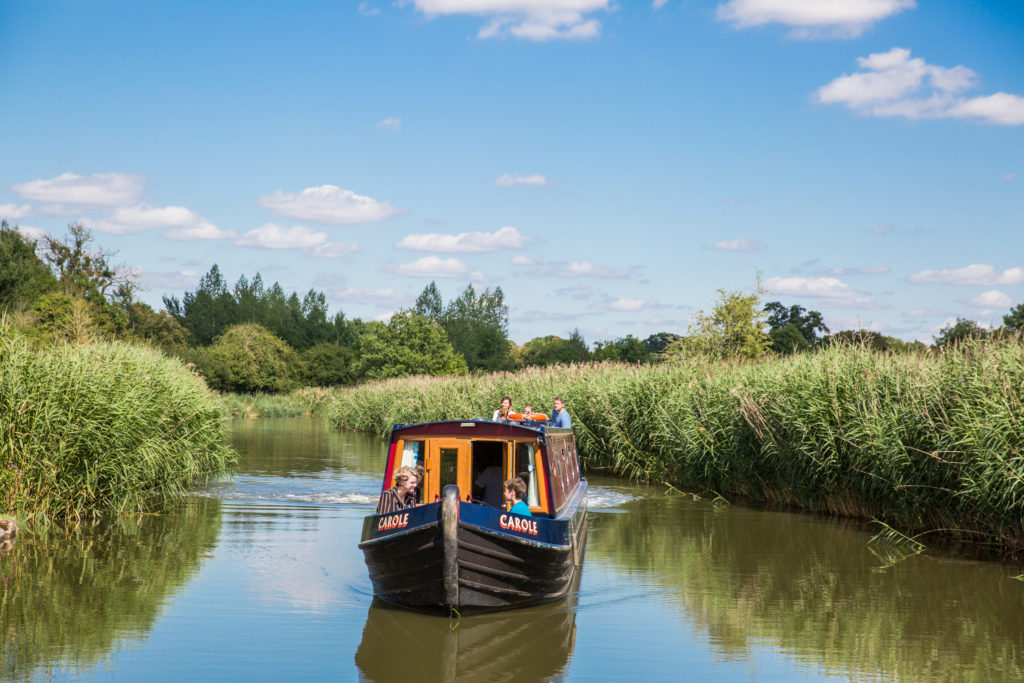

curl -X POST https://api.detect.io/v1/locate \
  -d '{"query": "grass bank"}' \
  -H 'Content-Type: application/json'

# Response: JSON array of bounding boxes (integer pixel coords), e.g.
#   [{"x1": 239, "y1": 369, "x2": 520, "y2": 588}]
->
[
  {"x1": 321, "y1": 340, "x2": 1024, "y2": 555},
  {"x1": 0, "y1": 322, "x2": 236, "y2": 522}
]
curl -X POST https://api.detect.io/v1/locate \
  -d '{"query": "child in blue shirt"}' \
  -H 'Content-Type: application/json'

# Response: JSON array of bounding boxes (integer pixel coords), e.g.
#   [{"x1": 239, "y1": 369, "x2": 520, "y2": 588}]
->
[{"x1": 503, "y1": 477, "x2": 532, "y2": 516}]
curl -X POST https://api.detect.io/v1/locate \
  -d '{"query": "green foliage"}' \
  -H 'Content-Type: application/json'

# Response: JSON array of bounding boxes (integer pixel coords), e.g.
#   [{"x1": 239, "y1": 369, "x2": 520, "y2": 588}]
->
[
  {"x1": 356, "y1": 311, "x2": 468, "y2": 380},
  {"x1": 300, "y1": 342, "x2": 356, "y2": 387},
  {"x1": 195, "y1": 323, "x2": 299, "y2": 393},
  {"x1": 644, "y1": 332, "x2": 683, "y2": 355},
  {"x1": 665, "y1": 287, "x2": 770, "y2": 360},
  {"x1": 440, "y1": 284, "x2": 512, "y2": 371},
  {"x1": 166, "y1": 265, "x2": 352, "y2": 350},
  {"x1": 1004, "y1": 303, "x2": 1024, "y2": 332},
  {"x1": 521, "y1": 330, "x2": 590, "y2": 366},
  {"x1": 933, "y1": 317, "x2": 990, "y2": 348},
  {"x1": 0, "y1": 321, "x2": 236, "y2": 521},
  {"x1": 0, "y1": 221, "x2": 57, "y2": 309},
  {"x1": 124, "y1": 301, "x2": 189, "y2": 351},
  {"x1": 592, "y1": 334, "x2": 650, "y2": 363},
  {"x1": 822, "y1": 329, "x2": 925, "y2": 353},
  {"x1": 322, "y1": 337, "x2": 1024, "y2": 555},
  {"x1": 764, "y1": 301, "x2": 829, "y2": 353},
  {"x1": 414, "y1": 281, "x2": 444, "y2": 319}
]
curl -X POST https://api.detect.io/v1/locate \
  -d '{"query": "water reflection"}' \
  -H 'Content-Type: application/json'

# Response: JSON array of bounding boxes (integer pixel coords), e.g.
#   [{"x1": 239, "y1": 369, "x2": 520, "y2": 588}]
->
[
  {"x1": 0, "y1": 498, "x2": 222, "y2": 681},
  {"x1": 586, "y1": 486, "x2": 1024, "y2": 682},
  {"x1": 355, "y1": 598, "x2": 577, "y2": 682}
]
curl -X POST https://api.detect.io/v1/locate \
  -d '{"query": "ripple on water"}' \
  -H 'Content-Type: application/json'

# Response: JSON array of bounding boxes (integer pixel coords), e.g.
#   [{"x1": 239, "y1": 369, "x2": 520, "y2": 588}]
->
[{"x1": 585, "y1": 486, "x2": 636, "y2": 511}]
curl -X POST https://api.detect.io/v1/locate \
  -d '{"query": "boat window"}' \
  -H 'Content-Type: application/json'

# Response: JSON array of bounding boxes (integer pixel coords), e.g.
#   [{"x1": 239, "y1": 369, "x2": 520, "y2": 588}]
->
[
  {"x1": 514, "y1": 442, "x2": 540, "y2": 507},
  {"x1": 439, "y1": 448, "x2": 459, "y2": 491},
  {"x1": 400, "y1": 440, "x2": 424, "y2": 470}
]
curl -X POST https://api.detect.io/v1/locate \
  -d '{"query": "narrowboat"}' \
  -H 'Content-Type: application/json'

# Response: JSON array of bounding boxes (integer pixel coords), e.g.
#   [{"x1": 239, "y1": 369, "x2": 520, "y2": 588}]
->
[{"x1": 358, "y1": 418, "x2": 587, "y2": 612}]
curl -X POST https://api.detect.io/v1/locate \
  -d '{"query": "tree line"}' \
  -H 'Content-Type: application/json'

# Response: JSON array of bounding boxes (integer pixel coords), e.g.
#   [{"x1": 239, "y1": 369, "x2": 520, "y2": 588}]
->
[{"x1": 2, "y1": 221, "x2": 1022, "y2": 394}]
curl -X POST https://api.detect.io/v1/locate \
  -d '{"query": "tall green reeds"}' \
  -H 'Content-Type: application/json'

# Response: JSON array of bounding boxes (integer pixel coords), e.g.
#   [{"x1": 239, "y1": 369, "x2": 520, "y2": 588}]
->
[
  {"x1": 321, "y1": 339, "x2": 1024, "y2": 553},
  {"x1": 0, "y1": 321, "x2": 236, "y2": 522}
]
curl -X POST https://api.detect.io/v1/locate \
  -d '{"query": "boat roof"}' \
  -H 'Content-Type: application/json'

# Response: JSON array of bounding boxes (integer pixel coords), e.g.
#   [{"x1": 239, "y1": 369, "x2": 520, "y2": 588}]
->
[{"x1": 390, "y1": 418, "x2": 568, "y2": 440}]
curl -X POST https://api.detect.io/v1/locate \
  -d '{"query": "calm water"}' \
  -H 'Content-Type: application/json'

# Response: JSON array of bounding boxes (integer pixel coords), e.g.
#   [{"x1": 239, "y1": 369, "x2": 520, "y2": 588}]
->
[{"x1": 3, "y1": 417, "x2": 1023, "y2": 682}]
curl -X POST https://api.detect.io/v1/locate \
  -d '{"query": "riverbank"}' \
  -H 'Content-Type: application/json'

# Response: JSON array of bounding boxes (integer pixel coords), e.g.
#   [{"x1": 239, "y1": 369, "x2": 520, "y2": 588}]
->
[
  {"x1": 320, "y1": 340, "x2": 1024, "y2": 557},
  {"x1": 0, "y1": 323, "x2": 237, "y2": 522}
]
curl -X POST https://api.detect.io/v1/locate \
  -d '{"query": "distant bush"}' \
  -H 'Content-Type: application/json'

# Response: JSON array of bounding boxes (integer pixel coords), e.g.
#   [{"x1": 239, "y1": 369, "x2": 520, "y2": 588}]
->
[{"x1": 195, "y1": 323, "x2": 298, "y2": 393}]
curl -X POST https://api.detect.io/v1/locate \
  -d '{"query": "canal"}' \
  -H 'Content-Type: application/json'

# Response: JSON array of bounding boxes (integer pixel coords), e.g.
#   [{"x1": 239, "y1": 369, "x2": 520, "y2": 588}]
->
[{"x1": 3, "y1": 417, "x2": 1023, "y2": 681}]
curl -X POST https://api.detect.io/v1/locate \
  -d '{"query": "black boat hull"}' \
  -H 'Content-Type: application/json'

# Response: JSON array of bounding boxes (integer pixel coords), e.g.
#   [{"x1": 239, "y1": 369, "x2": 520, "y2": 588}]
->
[{"x1": 360, "y1": 483, "x2": 587, "y2": 612}]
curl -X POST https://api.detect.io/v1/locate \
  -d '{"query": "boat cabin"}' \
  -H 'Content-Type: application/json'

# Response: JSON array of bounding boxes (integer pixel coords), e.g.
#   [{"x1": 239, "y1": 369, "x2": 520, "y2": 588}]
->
[{"x1": 381, "y1": 419, "x2": 581, "y2": 518}]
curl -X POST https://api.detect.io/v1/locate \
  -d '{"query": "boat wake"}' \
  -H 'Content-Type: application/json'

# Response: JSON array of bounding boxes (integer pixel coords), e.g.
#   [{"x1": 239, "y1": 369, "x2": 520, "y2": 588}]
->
[{"x1": 585, "y1": 486, "x2": 636, "y2": 510}]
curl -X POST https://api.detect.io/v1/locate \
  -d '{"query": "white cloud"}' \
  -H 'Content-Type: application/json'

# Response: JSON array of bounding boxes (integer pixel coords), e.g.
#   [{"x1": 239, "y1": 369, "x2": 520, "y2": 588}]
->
[
  {"x1": 411, "y1": 1, "x2": 608, "y2": 41},
  {"x1": 393, "y1": 255, "x2": 473, "y2": 278},
  {"x1": 329, "y1": 287, "x2": 406, "y2": 305},
  {"x1": 142, "y1": 269, "x2": 201, "y2": 290},
  {"x1": 373, "y1": 311, "x2": 396, "y2": 323},
  {"x1": 651, "y1": 0, "x2": 668, "y2": 9},
  {"x1": 968, "y1": 290, "x2": 1013, "y2": 308},
  {"x1": 529, "y1": 260, "x2": 634, "y2": 279},
  {"x1": 395, "y1": 225, "x2": 527, "y2": 253},
  {"x1": 764, "y1": 275, "x2": 872, "y2": 305},
  {"x1": 827, "y1": 265, "x2": 891, "y2": 275},
  {"x1": 869, "y1": 224, "x2": 894, "y2": 233},
  {"x1": 257, "y1": 185, "x2": 404, "y2": 225},
  {"x1": 713, "y1": 237, "x2": 765, "y2": 251},
  {"x1": 1003, "y1": 172, "x2": 1017, "y2": 182},
  {"x1": 92, "y1": 204, "x2": 235, "y2": 240},
  {"x1": 593, "y1": 298, "x2": 648, "y2": 312},
  {"x1": 13, "y1": 172, "x2": 144, "y2": 205},
  {"x1": 14, "y1": 225, "x2": 48, "y2": 242},
  {"x1": 233, "y1": 223, "x2": 358, "y2": 258},
  {"x1": 833, "y1": 316, "x2": 886, "y2": 332},
  {"x1": 307, "y1": 241, "x2": 359, "y2": 259},
  {"x1": 358, "y1": 2, "x2": 381, "y2": 16},
  {"x1": 903, "y1": 308, "x2": 947, "y2": 318},
  {"x1": 512, "y1": 254, "x2": 538, "y2": 265},
  {"x1": 0, "y1": 203, "x2": 32, "y2": 220},
  {"x1": 495, "y1": 173, "x2": 548, "y2": 187},
  {"x1": 908, "y1": 264, "x2": 1024, "y2": 286},
  {"x1": 376, "y1": 117, "x2": 401, "y2": 130},
  {"x1": 816, "y1": 47, "x2": 1024, "y2": 125},
  {"x1": 717, "y1": 0, "x2": 915, "y2": 38},
  {"x1": 235, "y1": 223, "x2": 329, "y2": 249}
]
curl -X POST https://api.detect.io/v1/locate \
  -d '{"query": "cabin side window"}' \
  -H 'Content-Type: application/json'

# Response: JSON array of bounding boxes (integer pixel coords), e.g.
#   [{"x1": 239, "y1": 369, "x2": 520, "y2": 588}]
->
[
  {"x1": 439, "y1": 447, "x2": 459, "y2": 491},
  {"x1": 400, "y1": 440, "x2": 424, "y2": 470},
  {"x1": 514, "y1": 442, "x2": 540, "y2": 508}
]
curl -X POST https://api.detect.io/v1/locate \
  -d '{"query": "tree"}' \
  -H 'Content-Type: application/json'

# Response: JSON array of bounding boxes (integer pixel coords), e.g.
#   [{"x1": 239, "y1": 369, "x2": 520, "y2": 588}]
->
[
  {"x1": 644, "y1": 332, "x2": 683, "y2": 356},
  {"x1": 521, "y1": 331, "x2": 590, "y2": 367},
  {"x1": 0, "y1": 220, "x2": 57, "y2": 309},
  {"x1": 1003, "y1": 303, "x2": 1024, "y2": 333},
  {"x1": 763, "y1": 301, "x2": 829, "y2": 353},
  {"x1": 300, "y1": 342, "x2": 356, "y2": 387},
  {"x1": 166, "y1": 264, "x2": 238, "y2": 346},
  {"x1": 196, "y1": 323, "x2": 299, "y2": 393},
  {"x1": 414, "y1": 281, "x2": 443, "y2": 320},
  {"x1": 41, "y1": 222, "x2": 135, "y2": 302},
  {"x1": 592, "y1": 335, "x2": 650, "y2": 363},
  {"x1": 356, "y1": 311, "x2": 467, "y2": 380},
  {"x1": 666, "y1": 287, "x2": 770, "y2": 360},
  {"x1": 440, "y1": 284, "x2": 511, "y2": 371},
  {"x1": 821, "y1": 329, "x2": 924, "y2": 353},
  {"x1": 933, "y1": 318, "x2": 990, "y2": 348}
]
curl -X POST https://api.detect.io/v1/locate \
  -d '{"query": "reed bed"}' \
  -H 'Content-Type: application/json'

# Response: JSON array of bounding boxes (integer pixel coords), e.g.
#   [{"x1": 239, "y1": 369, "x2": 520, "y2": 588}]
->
[
  {"x1": 321, "y1": 340, "x2": 1024, "y2": 553},
  {"x1": 219, "y1": 386, "x2": 339, "y2": 418},
  {"x1": 0, "y1": 323, "x2": 236, "y2": 522}
]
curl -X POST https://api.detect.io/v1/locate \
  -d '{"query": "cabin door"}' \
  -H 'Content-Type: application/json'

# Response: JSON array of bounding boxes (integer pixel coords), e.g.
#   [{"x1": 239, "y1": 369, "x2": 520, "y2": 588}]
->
[{"x1": 425, "y1": 439, "x2": 471, "y2": 503}]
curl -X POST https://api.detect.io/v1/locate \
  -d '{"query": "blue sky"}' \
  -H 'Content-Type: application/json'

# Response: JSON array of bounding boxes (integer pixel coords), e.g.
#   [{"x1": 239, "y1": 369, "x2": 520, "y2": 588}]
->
[{"x1": 2, "y1": 1, "x2": 1022, "y2": 344}]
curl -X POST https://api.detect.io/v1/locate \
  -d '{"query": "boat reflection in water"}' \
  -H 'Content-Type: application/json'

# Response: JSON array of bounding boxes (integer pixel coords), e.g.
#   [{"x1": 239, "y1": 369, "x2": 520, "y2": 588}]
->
[{"x1": 354, "y1": 594, "x2": 578, "y2": 682}]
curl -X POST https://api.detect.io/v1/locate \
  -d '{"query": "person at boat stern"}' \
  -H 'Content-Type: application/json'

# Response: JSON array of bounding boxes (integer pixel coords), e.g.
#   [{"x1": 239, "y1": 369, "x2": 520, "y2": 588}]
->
[
  {"x1": 504, "y1": 477, "x2": 532, "y2": 516},
  {"x1": 550, "y1": 397, "x2": 571, "y2": 429},
  {"x1": 376, "y1": 465, "x2": 420, "y2": 514},
  {"x1": 492, "y1": 396, "x2": 513, "y2": 421}
]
